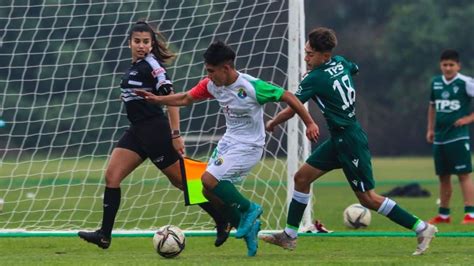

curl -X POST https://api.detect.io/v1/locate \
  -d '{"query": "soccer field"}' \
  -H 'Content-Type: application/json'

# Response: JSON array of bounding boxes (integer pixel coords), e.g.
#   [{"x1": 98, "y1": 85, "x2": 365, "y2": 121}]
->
[
  {"x1": 0, "y1": 236, "x2": 473, "y2": 265},
  {"x1": 1, "y1": 157, "x2": 474, "y2": 264},
  {"x1": 3, "y1": 0, "x2": 474, "y2": 264},
  {"x1": 1, "y1": 156, "x2": 473, "y2": 231}
]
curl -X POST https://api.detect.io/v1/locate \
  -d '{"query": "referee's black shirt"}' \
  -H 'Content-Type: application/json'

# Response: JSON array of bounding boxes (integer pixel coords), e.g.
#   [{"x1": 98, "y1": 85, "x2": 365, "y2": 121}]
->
[{"x1": 120, "y1": 54, "x2": 174, "y2": 124}]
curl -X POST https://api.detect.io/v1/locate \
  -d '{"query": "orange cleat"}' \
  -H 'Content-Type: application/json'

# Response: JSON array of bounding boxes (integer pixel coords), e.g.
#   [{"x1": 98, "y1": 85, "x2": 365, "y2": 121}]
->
[
  {"x1": 462, "y1": 214, "x2": 474, "y2": 224},
  {"x1": 428, "y1": 215, "x2": 450, "y2": 224}
]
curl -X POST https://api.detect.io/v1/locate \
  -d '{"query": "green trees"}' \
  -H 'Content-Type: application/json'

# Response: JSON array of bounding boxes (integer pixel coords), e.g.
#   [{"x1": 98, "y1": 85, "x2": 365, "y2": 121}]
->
[
  {"x1": 307, "y1": 0, "x2": 474, "y2": 154},
  {"x1": 2, "y1": 1, "x2": 473, "y2": 156}
]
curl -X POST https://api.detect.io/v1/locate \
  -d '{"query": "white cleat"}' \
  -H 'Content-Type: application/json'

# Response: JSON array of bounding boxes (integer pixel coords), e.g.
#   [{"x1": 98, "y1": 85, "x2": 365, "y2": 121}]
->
[{"x1": 412, "y1": 224, "x2": 438, "y2": 255}]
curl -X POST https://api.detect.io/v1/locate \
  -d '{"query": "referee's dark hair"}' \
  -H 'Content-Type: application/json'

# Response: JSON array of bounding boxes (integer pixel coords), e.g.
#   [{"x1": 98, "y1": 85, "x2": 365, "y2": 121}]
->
[
  {"x1": 440, "y1": 49, "x2": 460, "y2": 62},
  {"x1": 129, "y1": 20, "x2": 175, "y2": 64},
  {"x1": 203, "y1": 41, "x2": 236, "y2": 67}
]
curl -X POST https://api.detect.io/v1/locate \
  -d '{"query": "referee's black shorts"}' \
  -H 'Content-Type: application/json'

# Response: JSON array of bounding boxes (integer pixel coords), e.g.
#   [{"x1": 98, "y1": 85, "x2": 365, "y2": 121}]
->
[{"x1": 116, "y1": 117, "x2": 180, "y2": 169}]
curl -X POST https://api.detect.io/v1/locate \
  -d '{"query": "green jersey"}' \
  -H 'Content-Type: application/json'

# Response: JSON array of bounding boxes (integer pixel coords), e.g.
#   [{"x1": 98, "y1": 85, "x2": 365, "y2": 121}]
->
[
  {"x1": 295, "y1": 55, "x2": 359, "y2": 132},
  {"x1": 430, "y1": 73, "x2": 474, "y2": 144}
]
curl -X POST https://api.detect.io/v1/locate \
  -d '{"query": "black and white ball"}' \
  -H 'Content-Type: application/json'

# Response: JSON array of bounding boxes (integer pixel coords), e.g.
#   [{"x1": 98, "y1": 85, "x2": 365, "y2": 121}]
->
[
  {"x1": 152, "y1": 225, "x2": 185, "y2": 258},
  {"x1": 343, "y1": 203, "x2": 371, "y2": 229}
]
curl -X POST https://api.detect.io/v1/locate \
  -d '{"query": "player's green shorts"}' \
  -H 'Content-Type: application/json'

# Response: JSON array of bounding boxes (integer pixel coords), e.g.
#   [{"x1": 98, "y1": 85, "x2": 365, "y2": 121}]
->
[
  {"x1": 433, "y1": 139, "x2": 472, "y2": 175},
  {"x1": 306, "y1": 123, "x2": 375, "y2": 192}
]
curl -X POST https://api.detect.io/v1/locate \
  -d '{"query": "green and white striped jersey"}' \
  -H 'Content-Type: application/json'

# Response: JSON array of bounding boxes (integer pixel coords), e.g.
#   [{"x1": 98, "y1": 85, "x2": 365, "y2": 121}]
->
[{"x1": 430, "y1": 73, "x2": 474, "y2": 144}]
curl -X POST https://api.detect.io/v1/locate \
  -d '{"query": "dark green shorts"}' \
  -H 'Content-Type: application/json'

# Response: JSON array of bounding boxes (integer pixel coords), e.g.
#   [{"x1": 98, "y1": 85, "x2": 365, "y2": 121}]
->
[
  {"x1": 306, "y1": 124, "x2": 375, "y2": 192},
  {"x1": 433, "y1": 139, "x2": 472, "y2": 175}
]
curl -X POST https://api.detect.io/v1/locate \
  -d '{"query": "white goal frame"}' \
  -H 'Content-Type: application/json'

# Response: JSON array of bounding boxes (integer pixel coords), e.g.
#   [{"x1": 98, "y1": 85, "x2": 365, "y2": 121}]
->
[
  {"x1": 0, "y1": 0, "x2": 312, "y2": 236},
  {"x1": 287, "y1": 0, "x2": 312, "y2": 229}
]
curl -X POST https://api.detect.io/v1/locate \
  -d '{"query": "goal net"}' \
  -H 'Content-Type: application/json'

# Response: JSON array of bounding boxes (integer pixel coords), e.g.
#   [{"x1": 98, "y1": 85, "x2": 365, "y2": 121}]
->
[{"x1": 0, "y1": 0, "x2": 310, "y2": 233}]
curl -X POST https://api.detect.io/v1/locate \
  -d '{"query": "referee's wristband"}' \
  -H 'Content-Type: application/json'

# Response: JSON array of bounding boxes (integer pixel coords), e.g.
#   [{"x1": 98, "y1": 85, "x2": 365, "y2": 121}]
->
[{"x1": 171, "y1": 129, "x2": 181, "y2": 138}]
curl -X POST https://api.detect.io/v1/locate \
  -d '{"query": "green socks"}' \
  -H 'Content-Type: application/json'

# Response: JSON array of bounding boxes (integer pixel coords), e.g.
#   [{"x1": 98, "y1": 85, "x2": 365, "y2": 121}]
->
[
  {"x1": 286, "y1": 199, "x2": 307, "y2": 230},
  {"x1": 284, "y1": 191, "x2": 311, "y2": 238},
  {"x1": 439, "y1": 207, "x2": 450, "y2": 217},
  {"x1": 212, "y1": 180, "x2": 250, "y2": 212},
  {"x1": 464, "y1": 206, "x2": 474, "y2": 216},
  {"x1": 377, "y1": 197, "x2": 420, "y2": 230}
]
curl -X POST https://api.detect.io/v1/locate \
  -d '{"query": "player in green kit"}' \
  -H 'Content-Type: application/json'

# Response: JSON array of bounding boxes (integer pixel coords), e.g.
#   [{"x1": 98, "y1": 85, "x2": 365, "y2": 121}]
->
[
  {"x1": 259, "y1": 27, "x2": 437, "y2": 255},
  {"x1": 426, "y1": 49, "x2": 474, "y2": 225}
]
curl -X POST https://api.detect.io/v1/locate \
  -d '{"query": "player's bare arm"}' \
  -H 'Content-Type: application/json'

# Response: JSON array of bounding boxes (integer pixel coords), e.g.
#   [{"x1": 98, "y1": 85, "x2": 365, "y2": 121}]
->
[
  {"x1": 167, "y1": 103, "x2": 185, "y2": 155},
  {"x1": 134, "y1": 89, "x2": 197, "y2": 106},
  {"x1": 454, "y1": 112, "x2": 474, "y2": 127},
  {"x1": 269, "y1": 91, "x2": 319, "y2": 142},
  {"x1": 426, "y1": 103, "x2": 435, "y2": 143},
  {"x1": 266, "y1": 107, "x2": 294, "y2": 131}
]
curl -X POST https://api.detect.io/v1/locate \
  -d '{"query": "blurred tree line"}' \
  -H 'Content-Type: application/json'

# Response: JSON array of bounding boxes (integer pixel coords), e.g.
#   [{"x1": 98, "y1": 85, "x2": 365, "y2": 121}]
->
[
  {"x1": 307, "y1": 0, "x2": 474, "y2": 155},
  {"x1": 0, "y1": 0, "x2": 288, "y2": 158},
  {"x1": 1, "y1": 0, "x2": 473, "y2": 157}
]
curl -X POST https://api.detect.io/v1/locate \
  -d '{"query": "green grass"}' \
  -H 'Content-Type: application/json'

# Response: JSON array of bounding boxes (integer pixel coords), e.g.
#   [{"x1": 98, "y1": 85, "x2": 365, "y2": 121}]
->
[
  {"x1": 1, "y1": 156, "x2": 474, "y2": 264},
  {"x1": 0, "y1": 236, "x2": 473, "y2": 265},
  {"x1": 0, "y1": 157, "x2": 290, "y2": 230}
]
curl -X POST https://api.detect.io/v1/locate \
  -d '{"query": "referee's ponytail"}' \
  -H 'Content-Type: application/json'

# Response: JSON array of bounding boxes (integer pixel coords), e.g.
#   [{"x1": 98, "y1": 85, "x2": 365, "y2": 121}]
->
[{"x1": 129, "y1": 20, "x2": 175, "y2": 64}]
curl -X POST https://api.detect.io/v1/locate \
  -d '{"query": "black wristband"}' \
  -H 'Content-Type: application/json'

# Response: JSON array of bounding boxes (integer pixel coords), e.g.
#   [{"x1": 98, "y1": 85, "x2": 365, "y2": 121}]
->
[{"x1": 171, "y1": 129, "x2": 180, "y2": 136}]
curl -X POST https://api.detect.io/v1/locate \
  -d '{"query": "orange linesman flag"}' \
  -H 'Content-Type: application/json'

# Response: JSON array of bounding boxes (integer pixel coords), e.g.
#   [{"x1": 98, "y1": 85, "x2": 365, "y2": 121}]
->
[{"x1": 179, "y1": 157, "x2": 208, "y2": 205}]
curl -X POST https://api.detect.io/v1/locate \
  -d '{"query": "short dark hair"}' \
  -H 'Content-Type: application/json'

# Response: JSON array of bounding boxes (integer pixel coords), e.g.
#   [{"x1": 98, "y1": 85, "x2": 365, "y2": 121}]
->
[
  {"x1": 308, "y1": 27, "x2": 337, "y2": 52},
  {"x1": 440, "y1": 49, "x2": 460, "y2": 62},
  {"x1": 203, "y1": 41, "x2": 236, "y2": 66}
]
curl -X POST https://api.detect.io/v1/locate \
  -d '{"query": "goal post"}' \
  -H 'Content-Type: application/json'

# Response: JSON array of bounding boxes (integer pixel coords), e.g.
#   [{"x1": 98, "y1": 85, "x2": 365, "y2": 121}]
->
[
  {"x1": 0, "y1": 0, "x2": 311, "y2": 234},
  {"x1": 286, "y1": 0, "x2": 313, "y2": 229}
]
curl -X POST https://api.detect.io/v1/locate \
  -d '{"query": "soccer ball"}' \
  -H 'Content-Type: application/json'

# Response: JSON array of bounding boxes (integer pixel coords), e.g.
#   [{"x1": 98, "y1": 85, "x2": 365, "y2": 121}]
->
[
  {"x1": 343, "y1": 203, "x2": 371, "y2": 229},
  {"x1": 152, "y1": 225, "x2": 185, "y2": 258}
]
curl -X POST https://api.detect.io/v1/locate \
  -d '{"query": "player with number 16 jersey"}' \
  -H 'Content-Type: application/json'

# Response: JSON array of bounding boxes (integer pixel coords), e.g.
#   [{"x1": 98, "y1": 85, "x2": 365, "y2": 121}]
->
[
  {"x1": 260, "y1": 27, "x2": 436, "y2": 256},
  {"x1": 295, "y1": 54, "x2": 372, "y2": 192},
  {"x1": 297, "y1": 55, "x2": 359, "y2": 131}
]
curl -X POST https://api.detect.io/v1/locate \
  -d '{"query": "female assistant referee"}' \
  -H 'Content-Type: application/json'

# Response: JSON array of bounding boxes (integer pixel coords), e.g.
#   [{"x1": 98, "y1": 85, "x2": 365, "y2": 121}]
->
[{"x1": 78, "y1": 21, "x2": 229, "y2": 249}]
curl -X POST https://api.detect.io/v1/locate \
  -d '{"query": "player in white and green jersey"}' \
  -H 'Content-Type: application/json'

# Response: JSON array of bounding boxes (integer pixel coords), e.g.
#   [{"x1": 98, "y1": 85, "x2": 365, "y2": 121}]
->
[
  {"x1": 260, "y1": 27, "x2": 437, "y2": 255},
  {"x1": 426, "y1": 49, "x2": 474, "y2": 225},
  {"x1": 135, "y1": 41, "x2": 319, "y2": 257}
]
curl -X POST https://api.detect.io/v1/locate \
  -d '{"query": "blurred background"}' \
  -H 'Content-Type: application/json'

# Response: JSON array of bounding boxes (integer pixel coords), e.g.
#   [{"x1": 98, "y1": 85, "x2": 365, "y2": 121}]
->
[
  {"x1": 306, "y1": 0, "x2": 474, "y2": 155},
  {"x1": 1, "y1": 0, "x2": 474, "y2": 157}
]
